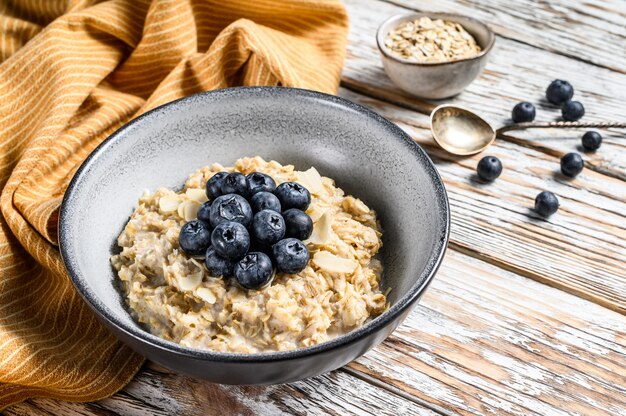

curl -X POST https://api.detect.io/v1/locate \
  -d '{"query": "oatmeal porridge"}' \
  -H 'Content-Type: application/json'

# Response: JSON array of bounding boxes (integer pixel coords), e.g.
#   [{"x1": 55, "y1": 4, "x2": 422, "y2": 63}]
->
[{"x1": 110, "y1": 157, "x2": 387, "y2": 353}]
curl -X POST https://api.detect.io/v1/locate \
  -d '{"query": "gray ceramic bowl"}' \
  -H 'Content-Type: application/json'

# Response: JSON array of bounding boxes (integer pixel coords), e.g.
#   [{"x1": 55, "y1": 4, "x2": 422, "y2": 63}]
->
[
  {"x1": 377, "y1": 13, "x2": 495, "y2": 99},
  {"x1": 59, "y1": 87, "x2": 449, "y2": 385}
]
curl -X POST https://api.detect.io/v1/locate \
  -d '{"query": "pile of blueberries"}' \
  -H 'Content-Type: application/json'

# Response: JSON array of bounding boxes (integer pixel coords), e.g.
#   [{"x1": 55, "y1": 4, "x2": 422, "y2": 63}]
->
[
  {"x1": 178, "y1": 171, "x2": 314, "y2": 290},
  {"x1": 477, "y1": 79, "x2": 602, "y2": 218}
]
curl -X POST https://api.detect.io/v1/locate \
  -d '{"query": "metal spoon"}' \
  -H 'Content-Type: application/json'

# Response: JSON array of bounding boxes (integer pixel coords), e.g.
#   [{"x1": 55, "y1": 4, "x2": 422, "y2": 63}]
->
[{"x1": 430, "y1": 104, "x2": 626, "y2": 156}]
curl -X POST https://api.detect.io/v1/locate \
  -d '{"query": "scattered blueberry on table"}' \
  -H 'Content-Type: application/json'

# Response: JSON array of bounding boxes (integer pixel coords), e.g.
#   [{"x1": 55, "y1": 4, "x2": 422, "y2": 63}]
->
[
  {"x1": 561, "y1": 100, "x2": 585, "y2": 121},
  {"x1": 511, "y1": 102, "x2": 536, "y2": 123},
  {"x1": 560, "y1": 152, "x2": 584, "y2": 177},
  {"x1": 179, "y1": 220, "x2": 212, "y2": 256},
  {"x1": 534, "y1": 191, "x2": 559, "y2": 217},
  {"x1": 546, "y1": 79, "x2": 574, "y2": 105},
  {"x1": 476, "y1": 156, "x2": 503, "y2": 181},
  {"x1": 582, "y1": 131, "x2": 602, "y2": 151},
  {"x1": 181, "y1": 172, "x2": 313, "y2": 290}
]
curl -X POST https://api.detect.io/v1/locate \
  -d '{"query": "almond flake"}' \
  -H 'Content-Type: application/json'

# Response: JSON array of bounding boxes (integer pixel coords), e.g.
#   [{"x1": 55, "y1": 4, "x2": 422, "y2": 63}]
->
[
  {"x1": 178, "y1": 270, "x2": 203, "y2": 291},
  {"x1": 196, "y1": 287, "x2": 217, "y2": 304},
  {"x1": 185, "y1": 188, "x2": 209, "y2": 203},
  {"x1": 312, "y1": 251, "x2": 358, "y2": 274},
  {"x1": 306, "y1": 210, "x2": 333, "y2": 245},
  {"x1": 306, "y1": 204, "x2": 325, "y2": 222},
  {"x1": 159, "y1": 195, "x2": 180, "y2": 212},
  {"x1": 295, "y1": 167, "x2": 324, "y2": 195},
  {"x1": 177, "y1": 200, "x2": 201, "y2": 221}
]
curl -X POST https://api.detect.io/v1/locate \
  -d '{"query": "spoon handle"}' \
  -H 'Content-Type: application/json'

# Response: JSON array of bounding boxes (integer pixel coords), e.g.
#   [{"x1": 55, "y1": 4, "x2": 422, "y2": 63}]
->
[{"x1": 497, "y1": 121, "x2": 626, "y2": 134}]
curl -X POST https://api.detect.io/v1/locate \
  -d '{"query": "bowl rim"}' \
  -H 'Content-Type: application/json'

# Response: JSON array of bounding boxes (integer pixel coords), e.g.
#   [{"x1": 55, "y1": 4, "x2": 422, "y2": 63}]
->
[
  {"x1": 59, "y1": 86, "x2": 450, "y2": 363},
  {"x1": 376, "y1": 12, "x2": 495, "y2": 66}
]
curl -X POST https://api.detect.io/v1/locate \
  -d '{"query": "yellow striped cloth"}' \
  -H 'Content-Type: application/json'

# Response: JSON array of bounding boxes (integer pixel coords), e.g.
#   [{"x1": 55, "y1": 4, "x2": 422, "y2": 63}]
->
[{"x1": 0, "y1": 0, "x2": 348, "y2": 408}]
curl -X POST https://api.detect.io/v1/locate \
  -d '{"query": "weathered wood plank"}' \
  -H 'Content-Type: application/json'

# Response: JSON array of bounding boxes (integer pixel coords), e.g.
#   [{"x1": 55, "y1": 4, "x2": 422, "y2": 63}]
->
[
  {"x1": 9, "y1": 89, "x2": 625, "y2": 416},
  {"x1": 343, "y1": 0, "x2": 626, "y2": 179},
  {"x1": 4, "y1": 399, "x2": 117, "y2": 416},
  {"x1": 5, "y1": 368, "x2": 439, "y2": 416},
  {"x1": 349, "y1": 250, "x2": 626, "y2": 415},
  {"x1": 339, "y1": 87, "x2": 626, "y2": 314},
  {"x1": 385, "y1": 0, "x2": 626, "y2": 73},
  {"x1": 9, "y1": 250, "x2": 625, "y2": 415}
]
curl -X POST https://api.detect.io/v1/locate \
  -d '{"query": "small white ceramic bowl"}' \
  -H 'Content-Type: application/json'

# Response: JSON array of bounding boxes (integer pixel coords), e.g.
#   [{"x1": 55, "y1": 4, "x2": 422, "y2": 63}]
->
[{"x1": 376, "y1": 12, "x2": 495, "y2": 99}]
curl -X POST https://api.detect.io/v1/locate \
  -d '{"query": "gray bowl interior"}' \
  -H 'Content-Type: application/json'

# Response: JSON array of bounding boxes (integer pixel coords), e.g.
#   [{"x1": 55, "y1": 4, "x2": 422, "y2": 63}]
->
[{"x1": 60, "y1": 87, "x2": 449, "y2": 355}]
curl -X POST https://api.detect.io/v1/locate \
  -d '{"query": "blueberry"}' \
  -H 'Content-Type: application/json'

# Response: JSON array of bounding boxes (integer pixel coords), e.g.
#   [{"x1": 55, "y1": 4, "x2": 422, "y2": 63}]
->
[
  {"x1": 252, "y1": 209, "x2": 286, "y2": 246},
  {"x1": 274, "y1": 182, "x2": 311, "y2": 210},
  {"x1": 546, "y1": 80, "x2": 574, "y2": 105},
  {"x1": 220, "y1": 172, "x2": 248, "y2": 196},
  {"x1": 511, "y1": 102, "x2": 536, "y2": 123},
  {"x1": 249, "y1": 238, "x2": 273, "y2": 257},
  {"x1": 250, "y1": 191, "x2": 281, "y2": 213},
  {"x1": 178, "y1": 220, "x2": 212, "y2": 256},
  {"x1": 197, "y1": 201, "x2": 212, "y2": 224},
  {"x1": 209, "y1": 194, "x2": 252, "y2": 228},
  {"x1": 476, "y1": 156, "x2": 502, "y2": 181},
  {"x1": 582, "y1": 131, "x2": 602, "y2": 151},
  {"x1": 205, "y1": 246, "x2": 235, "y2": 277},
  {"x1": 282, "y1": 209, "x2": 313, "y2": 240},
  {"x1": 235, "y1": 252, "x2": 274, "y2": 290},
  {"x1": 560, "y1": 152, "x2": 584, "y2": 177},
  {"x1": 246, "y1": 172, "x2": 276, "y2": 196},
  {"x1": 205, "y1": 172, "x2": 228, "y2": 201},
  {"x1": 272, "y1": 238, "x2": 309, "y2": 274},
  {"x1": 534, "y1": 191, "x2": 559, "y2": 217},
  {"x1": 561, "y1": 101, "x2": 585, "y2": 121},
  {"x1": 211, "y1": 221, "x2": 250, "y2": 260}
]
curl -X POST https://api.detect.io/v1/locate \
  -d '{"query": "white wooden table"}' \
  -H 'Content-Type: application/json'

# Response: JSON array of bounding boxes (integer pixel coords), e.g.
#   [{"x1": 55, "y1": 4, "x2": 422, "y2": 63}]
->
[{"x1": 7, "y1": 1, "x2": 626, "y2": 414}]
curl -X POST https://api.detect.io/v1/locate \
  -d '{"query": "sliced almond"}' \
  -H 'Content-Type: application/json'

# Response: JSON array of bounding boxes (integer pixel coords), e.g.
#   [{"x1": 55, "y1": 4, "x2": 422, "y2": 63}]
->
[
  {"x1": 352, "y1": 198, "x2": 370, "y2": 214},
  {"x1": 159, "y1": 195, "x2": 180, "y2": 213},
  {"x1": 185, "y1": 188, "x2": 209, "y2": 203},
  {"x1": 196, "y1": 287, "x2": 217, "y2": 304},
  {"x1": 306, "y1": 204, "x2": 325, "y2": 222},
  {"x1": 343, "y1": 196, "x2": 370, "y2": 215},
  {"x1": 178, "y1": 270, "x2": 203, "y2": 291},
  {"x1": 306, "y1": 210, "x2": 333, "y2": 245},
  {"x1": 295, "y1": 167, "x2": 324, "y2": 195},
  {"x1": 312, "y1": 251, "x2": 358, "y2": 274},
  {"x1": 177, "y1": 200, "x2": 201, "y2": 221}
]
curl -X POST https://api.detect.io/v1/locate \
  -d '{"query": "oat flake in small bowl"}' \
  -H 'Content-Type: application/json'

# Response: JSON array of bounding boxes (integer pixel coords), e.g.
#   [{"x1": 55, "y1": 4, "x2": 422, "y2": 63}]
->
[
  {"x1": 376, "y1": 13, "x2": 495, "y2": 98},
  {"x1": 385, "y1": 16, "x2": 482, "y2": 63}
]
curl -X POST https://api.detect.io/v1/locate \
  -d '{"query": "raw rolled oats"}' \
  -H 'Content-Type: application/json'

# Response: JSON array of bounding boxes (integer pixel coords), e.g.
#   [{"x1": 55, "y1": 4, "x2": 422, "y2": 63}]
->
[{"x1": 385, "y1": 17, "x2": 482, "y2": 63}]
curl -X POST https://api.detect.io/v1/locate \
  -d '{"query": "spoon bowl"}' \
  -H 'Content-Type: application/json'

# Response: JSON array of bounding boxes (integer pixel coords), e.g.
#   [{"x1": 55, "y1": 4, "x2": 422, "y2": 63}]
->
[{"x1": 430, "y1": 105, "x2": 495, "y2": 155}]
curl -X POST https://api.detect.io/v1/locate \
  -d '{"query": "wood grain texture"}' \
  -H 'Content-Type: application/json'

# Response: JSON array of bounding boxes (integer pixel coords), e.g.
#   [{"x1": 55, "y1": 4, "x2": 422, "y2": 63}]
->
[
  {"x1": 385, "y1": 0, "x2": 626, "y2": 73},
  {"x1": 339, "y1": 87, "x2": 626, "y2": 314},
  {"x1": 4, "y1": 368, "x2": 437, "y2": 416},
  {"x1": 7, "y1": 1, "x2": 626, "y2": 414},
  {"x1": 343, "y1": 0, "x2": 626, "y2": 179},
  {"x1": 350, "y1": 250, "x2": 626, "y2": 416},
  {"x1": 8, "y1": 250, "x2": 625, "y2": 415}
]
